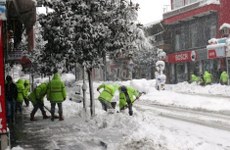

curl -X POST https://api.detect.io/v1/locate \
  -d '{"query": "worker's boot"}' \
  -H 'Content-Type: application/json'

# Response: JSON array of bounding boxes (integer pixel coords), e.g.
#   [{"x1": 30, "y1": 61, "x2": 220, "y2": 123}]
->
[
  {"x1": 51, "y1": 113, "x2": 55, "y2": 121},
  {"x1": 30, "y1": 113, "x2": 36, "y2": 121},
  {"x1": 42, "y1": 112, "x2": 50, "y2": 119},
  {"x1": 59, "y1": 112, "x2": 64, "y2": 121}
]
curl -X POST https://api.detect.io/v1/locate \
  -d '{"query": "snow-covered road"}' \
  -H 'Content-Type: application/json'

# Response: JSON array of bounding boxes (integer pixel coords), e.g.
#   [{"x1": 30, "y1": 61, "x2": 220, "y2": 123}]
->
[{"x1": 136, "y1": 99, "x2": 230, "y2": 131}]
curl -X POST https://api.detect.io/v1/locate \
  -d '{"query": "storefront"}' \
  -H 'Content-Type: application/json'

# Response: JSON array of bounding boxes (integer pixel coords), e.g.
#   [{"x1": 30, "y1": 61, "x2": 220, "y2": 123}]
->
[
  {"x1": 206, "y1": 37, "x2": 230, "y2": 82},
  {"x1": 166, "y1": 50, "x2": 198, "y2": 83},
  {"x1": 165, "y1": 47, "x2": 226, "y2": 83}
]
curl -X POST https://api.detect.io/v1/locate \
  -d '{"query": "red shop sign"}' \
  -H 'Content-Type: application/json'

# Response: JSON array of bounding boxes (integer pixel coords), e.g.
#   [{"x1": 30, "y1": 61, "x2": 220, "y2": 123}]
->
[
  {"x1": 208, "y1": 49, "x2": 216, "y2": 59},
  {"x1": 166, "y1": 50, "x2": 197, "y2": 63},
  {"x1": 0, "y1": 20, "x2": 7, "y2": 133},
  {"x1": 207, "y1": 47, "x2": 225, "y2": 59}
]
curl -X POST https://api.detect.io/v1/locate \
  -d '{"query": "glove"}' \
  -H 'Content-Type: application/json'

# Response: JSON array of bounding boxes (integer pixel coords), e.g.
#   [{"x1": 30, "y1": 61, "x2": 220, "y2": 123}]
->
[
  {"x1": 97, "y1": 88, "x2": 99, "y2": 92},
  {"x1": 64, "y1": 98, "x2": 66, "y2": 100}
]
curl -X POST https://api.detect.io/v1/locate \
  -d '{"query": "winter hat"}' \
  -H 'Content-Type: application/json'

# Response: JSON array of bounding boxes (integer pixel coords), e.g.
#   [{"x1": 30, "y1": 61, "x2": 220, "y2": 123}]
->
[
  {"x1": 6, "y1": 75, "x2": 12, "y2": 82},
  {"x1": 120, "y1": 85, "x2": 127, "y2": 92}
]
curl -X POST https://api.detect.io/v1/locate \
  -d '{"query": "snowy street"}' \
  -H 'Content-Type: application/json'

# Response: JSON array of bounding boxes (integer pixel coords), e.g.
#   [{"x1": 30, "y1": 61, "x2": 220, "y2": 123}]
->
[
  {"x1": 136, "y1": 99, "x2": 230, "y2": 131},
  {"x1": 10, "y1": 77, "x2": 230, "y2": 150}
]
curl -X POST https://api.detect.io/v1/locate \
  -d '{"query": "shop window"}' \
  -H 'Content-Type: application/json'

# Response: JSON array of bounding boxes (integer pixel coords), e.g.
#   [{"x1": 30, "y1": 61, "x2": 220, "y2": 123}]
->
[{"x1": 176, "y1": 63, "x2": 186, "y2": 82}]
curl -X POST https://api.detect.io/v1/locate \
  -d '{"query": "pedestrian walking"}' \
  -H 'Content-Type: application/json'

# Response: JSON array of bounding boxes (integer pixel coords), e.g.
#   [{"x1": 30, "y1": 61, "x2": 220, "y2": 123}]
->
[
  {"x1": 47, "y1": 69, "x2": 66, "y2": 121},
  {"x1": 5, "y1": 75, "x2": 18, "y2": 124}
]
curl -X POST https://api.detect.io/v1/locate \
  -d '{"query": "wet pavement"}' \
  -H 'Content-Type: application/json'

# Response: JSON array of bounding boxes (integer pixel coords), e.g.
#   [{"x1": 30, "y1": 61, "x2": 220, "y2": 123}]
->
[{"x1": 10, "y1": 111, "x2": 51, "y2": 150}]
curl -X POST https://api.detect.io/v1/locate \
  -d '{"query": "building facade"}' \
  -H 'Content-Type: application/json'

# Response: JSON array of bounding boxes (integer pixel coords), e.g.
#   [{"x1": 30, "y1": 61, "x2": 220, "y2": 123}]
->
[{"x1": 160, "y1": 0, "x2": 230, "y2": 83}]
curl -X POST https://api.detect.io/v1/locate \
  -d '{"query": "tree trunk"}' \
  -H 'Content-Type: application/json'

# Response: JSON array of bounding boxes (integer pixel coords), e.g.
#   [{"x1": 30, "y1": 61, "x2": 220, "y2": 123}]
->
[
  {"x1": 103, "y1": 52, "x2": 107, "y2": 81},
  {"x1": 87, "y1": 68, "x2": 95, "y2": 117},
  {"x1": 75, "y1": 63, "x2": 78, "y2": 81},
  {"x1": 82, "y1": 66, "x2": 87, "y2": 112}
]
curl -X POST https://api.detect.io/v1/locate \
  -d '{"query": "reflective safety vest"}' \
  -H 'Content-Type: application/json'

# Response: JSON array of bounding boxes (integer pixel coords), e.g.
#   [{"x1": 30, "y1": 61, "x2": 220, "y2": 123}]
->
[
  {"x1": 28, "y1": 82, "x2": 47, "y2": 105},
  {"x1": 47, "y1": 73, "x2": 66, "y2": 103},
  {"x1": 118, "y1": 86, "x2": 140, "y2": 109},
  {"x1": 16, "y1": 79, "x2": 26, "y2": 103},
  {"x1": 203, "y1": 71, "x2": 212, "y2": 85},
  {"x1": 97, "y1": 84, "x2": 118, "y2": 103},
  {"x1": 220, "y1": 71, "x2": 229, "y2": 84}
]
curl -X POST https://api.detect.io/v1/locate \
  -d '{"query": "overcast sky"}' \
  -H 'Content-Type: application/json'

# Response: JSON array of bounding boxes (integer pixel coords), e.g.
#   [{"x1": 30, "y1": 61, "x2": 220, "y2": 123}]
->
[
  {"x1": 134, "y1": 0, "x2": 171, "y2": 25},
  {"x1": 37, "y1": 0, "x2": 171, "y2": 25}
]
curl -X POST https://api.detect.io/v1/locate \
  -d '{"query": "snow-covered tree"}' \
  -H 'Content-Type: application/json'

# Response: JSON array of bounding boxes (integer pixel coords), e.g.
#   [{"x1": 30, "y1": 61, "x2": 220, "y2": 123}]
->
[
  {"x1": 37, "y1": 0, "x2": 152, "y2": 116},
  {"x1": 28, "y1": 21, "x2": 49, "y2": 76}
]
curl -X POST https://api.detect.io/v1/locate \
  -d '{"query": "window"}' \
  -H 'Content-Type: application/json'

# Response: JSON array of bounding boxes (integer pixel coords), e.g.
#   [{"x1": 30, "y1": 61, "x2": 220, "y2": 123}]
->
[
  {"x1": 172, "y1": 0, "x2": 199, "y2": 9},
  {"x1": 176, "y1": 63, "x2": 187, "y2": 82},
  {"x1": 175, "y1": 34, "x2": 180, "y2": 51},
  {"x1": 190, "y1": 22, "x2": 198, "y2": 47},
  {"x1": 189, "y1": 0, "x2": 199, "y2": 3},
  {"x1": 210, "y1": 25, "x2": 216, "y2": 38},
  {"x1": 173, "y1": 0, "x2": 184, "y2": 9}
]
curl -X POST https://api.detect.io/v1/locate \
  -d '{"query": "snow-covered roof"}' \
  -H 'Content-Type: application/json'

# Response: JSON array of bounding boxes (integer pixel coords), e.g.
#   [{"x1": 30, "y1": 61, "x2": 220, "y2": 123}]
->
[
  {"x1": 208, "y1": 38, "x2": 218, "y2": 44},
  {"x1": 219, "y1": 23, "x2": 230, "y2": 30},
  {"x1": 200, "y1": 0, "x2": 220, "y2": 6},
  {"x1": 206, "y1": 43, "x2": 226, "y2": 49},
  {"x1": 144, "y1": 20, "x2": 162, "y2": 27}
]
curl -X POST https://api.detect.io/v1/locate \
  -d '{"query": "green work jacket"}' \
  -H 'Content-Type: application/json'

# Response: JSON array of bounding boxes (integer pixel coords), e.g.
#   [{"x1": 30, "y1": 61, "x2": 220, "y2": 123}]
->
[
  {"x1": 16, "y1": 79, "x2": 26, "y2": 103},
  {"x1": 28, "y1": 83, "x2": 47, "y2": 105},
  {"x1": 119, "y1": 86, "x2": 140, "y2": 109},
  {"x1": 47, "y1": 73, "x2": 66, "y2": 103},
  {"x1": 97, "y1": 84, "x2": 118, "y2": 103}
]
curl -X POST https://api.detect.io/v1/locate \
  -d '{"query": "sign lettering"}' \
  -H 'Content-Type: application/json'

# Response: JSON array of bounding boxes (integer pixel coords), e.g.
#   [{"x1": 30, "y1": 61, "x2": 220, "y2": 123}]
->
[
  {"x1": 166, "y1": 50, "x2": 197, "y2": 63},
  {"x1": 208, "y1": 47, "x2": 225, "y2": 59},
  {"x1": 175, "y1": 53, "x2": 188, "y2": 61}
]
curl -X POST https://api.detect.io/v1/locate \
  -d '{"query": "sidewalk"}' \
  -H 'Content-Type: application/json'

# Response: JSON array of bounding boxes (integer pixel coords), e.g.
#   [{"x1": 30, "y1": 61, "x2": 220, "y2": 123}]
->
[{"x1": 10, "y1": 106, "x2": 50, "y2": 149}]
